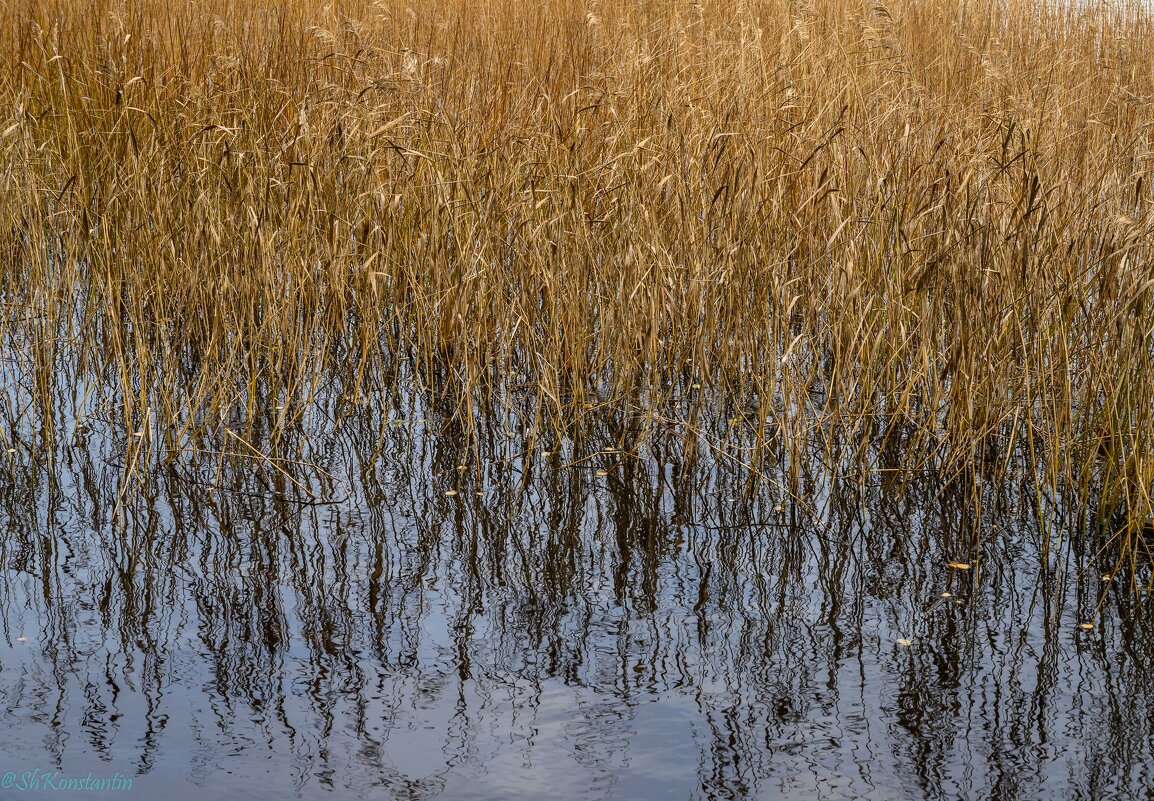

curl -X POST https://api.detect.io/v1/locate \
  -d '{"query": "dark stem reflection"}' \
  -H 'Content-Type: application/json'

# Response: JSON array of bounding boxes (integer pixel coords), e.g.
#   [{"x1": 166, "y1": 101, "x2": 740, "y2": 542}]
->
[{"x1": 0, "y1": 370, "x2": 1152, "y2": 801}]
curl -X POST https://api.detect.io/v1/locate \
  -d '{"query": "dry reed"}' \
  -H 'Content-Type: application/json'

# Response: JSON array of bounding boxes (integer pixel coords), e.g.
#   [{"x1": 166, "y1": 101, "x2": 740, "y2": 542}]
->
[{"x1": 0, "y1": 0, "x2": 1152, "y2": 565}]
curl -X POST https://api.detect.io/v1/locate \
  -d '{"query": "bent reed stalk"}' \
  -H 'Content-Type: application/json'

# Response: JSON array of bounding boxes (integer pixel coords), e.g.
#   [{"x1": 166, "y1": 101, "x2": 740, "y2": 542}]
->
[{"x1": 0, "y1": 0, "x2": 1152, "y2": 566}]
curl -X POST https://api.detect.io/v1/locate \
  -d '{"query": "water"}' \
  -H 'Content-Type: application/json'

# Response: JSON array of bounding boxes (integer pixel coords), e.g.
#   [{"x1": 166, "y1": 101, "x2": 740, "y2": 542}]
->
[{"x1": 1, "y1": 371, "x2": 1152, "y2": 800}]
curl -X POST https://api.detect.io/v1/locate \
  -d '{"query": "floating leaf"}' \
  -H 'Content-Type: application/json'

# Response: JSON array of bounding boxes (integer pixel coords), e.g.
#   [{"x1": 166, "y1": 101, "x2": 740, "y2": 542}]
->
[
  {"x1": 596, "y1": 470, "x2": 608, "y2": 476},
  {"x1": 444, "y1": 490, "x2": 458, "y2": 496},
  {"x1": 941, "y1": 592, "x2": 952, "y2": 598},
  {"x1": 946, "y1": 562, "x2": 971, "y2": 570},
  {"x1": 1079, "y1": 622, "x2": 1094, "y2": 630},
  {"x1": 896, "y1": 638, "x2": 912, "y2": 647}
]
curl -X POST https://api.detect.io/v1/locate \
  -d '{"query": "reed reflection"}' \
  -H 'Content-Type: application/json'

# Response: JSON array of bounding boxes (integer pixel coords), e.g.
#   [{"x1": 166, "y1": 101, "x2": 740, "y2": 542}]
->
[{"x1": 0, "y1": 381, "x2": 1152, "y2": 801}]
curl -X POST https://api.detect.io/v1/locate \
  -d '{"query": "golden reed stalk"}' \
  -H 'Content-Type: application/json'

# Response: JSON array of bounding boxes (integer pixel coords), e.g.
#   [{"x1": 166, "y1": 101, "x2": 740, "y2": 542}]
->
[{"x1": 0, "y1": 0, "x2": 1151, "y2": 563}]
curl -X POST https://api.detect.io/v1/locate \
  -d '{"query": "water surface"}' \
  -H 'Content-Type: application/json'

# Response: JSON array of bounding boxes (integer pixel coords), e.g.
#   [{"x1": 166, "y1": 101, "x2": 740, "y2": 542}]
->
[{"x1": 0, "y1": 373, "x2": 1151, "y2": 800}]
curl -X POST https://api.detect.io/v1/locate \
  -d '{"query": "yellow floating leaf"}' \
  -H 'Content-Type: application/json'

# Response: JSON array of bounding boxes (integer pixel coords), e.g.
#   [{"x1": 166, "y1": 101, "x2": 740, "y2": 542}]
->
[
  {"x1": 1079, "y1": 622, "x2": 1094, "y2": 630},
  {"x1": 896, "y1": 638, "x2": 912, "y2": 647},
  {"x1": 946, "y1": 562, "x2": 971, "y2": 570},
  {"x1": 596, "y1": 470, "x2": 608, "y2": 476},
  {"x1": 444, "y1": 490, "x2": 458, "y2": 496}
]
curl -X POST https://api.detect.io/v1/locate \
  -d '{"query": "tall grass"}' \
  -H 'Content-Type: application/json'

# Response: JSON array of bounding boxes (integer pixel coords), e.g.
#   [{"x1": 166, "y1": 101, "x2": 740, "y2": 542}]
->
[{"x1": 0, "y1": 0, "x2": 1151, "y2": 564}]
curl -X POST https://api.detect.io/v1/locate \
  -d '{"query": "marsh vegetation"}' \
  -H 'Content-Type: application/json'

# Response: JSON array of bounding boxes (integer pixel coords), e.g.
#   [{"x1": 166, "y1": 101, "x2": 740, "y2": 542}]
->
[
  {"x1": 2, "y1": 0, "x2": 1153, "y2": 563},
  {"x1": 1, "y1": 1, "x2": 1153, "y2": 797}
]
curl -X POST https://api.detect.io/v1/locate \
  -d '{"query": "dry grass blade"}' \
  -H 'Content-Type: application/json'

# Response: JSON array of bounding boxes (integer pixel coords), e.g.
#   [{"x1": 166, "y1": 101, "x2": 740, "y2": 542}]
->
[{"x1": 0, "y1": 0, "x2": 1151, "y2": 574}]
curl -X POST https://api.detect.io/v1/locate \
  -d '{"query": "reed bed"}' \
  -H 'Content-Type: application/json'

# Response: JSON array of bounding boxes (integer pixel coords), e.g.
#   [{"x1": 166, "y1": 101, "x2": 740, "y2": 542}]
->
[{"x1": 0, "y1": 0, "x2": 1152, "y2": 565}]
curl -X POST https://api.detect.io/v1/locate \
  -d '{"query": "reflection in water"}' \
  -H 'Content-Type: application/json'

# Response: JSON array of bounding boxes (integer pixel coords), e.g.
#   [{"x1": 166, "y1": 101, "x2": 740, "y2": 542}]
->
[{"x1": 1, "y1": 364, "x2": 1153, "y2": 800}]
